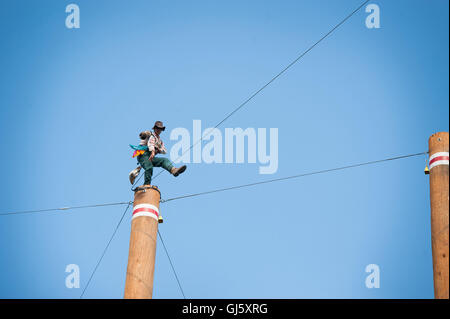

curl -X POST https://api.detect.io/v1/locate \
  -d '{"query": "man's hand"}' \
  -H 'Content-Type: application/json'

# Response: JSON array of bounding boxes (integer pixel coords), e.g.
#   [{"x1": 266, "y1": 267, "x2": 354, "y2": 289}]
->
[{"x1": 149, "y1": 151, "x2": 155, "y2": 162}]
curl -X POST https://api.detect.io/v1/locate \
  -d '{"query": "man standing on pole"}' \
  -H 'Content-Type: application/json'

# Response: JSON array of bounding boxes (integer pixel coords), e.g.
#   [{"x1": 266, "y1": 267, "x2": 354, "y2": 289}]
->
[{"x1": 129, "y1": 121, "x2": 187, "y2": 185}]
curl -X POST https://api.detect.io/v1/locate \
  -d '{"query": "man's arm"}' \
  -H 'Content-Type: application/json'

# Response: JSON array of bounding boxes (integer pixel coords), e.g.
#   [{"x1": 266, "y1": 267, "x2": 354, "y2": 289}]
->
[
  {"x1": 148, "y1": 135, "x2": 156, "y2": 160},
  {"x1": 159, "y1": 140, "x2": 167, "y2": 154},
  {"x1": 148, "y1": 135, "x2": 156, "y2": 152}
]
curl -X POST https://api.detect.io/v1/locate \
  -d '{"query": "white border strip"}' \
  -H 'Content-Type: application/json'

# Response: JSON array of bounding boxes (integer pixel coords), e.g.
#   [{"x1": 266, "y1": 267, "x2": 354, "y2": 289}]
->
[
  {"x1": 132, "y1": 211, "x2": 158, "y2": 221},
  {"x1": 430, "y1": 160, "x2": 449, "y2": 170}
]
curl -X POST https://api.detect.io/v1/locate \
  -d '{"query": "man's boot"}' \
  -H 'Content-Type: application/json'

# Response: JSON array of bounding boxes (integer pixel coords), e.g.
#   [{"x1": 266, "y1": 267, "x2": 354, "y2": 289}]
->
[
  {"x1": 171, "y1": 165, "x2": 187, "y2": 177},
  {"x1": 129, "y1": 166, "x2": 141, "y2": 184}
]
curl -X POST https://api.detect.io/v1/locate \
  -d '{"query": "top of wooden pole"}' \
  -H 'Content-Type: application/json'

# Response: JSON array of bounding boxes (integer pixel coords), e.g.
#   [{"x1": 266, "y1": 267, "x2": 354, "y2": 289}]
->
[
  {"x1": 133, "y1": 184, "x2": 161, "y2": 195},
  {"x1": 133, "y1": 185, "x2": 161, "y2": 209},
  {"x1": 428, "y1": 132, "x2": 449, "y2": 153},
  {"x1": 428, "y1": 132, "x2": 449, "y2": 172}
]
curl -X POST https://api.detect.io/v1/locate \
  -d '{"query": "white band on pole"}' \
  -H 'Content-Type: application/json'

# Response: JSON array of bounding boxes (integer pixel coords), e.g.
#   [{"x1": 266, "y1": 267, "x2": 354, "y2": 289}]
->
[
  {"x1": 132, "y1": 203, "x2": 159, "y2": 221},
  {"x1": 429, "y1": 152, "x2": 449, "y2": 170}
]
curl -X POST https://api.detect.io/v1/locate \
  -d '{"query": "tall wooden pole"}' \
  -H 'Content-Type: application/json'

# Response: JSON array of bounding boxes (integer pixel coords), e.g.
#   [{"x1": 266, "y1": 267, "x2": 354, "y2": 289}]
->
[
  {"x1": 124, "y1": 186, "x2": 161, "y2": 299},
  {"x1": 428, "y1": 132, "x2": 449, "y2": 299}
]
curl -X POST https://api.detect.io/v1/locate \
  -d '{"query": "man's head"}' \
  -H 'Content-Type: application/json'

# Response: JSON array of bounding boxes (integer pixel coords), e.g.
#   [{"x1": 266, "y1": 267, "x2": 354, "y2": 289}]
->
[{"x1": 153, "y1": 121, "x2": 166, "y2": 135}]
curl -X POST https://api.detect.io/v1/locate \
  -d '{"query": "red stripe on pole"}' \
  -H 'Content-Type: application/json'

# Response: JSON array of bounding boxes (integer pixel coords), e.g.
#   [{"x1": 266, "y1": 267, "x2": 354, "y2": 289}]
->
[
  {"x1": 429, "y1": 156, "x2": 449, "y2": 166},
  {"x1": 132, "y1": 207, "x2": 159, "y2": 217}
]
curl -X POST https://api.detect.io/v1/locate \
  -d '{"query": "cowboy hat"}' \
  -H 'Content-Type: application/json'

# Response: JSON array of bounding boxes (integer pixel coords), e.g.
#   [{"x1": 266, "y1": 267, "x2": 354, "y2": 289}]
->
[{"x1": 153, "y1": 121, "x2": 166, "y2": 131}]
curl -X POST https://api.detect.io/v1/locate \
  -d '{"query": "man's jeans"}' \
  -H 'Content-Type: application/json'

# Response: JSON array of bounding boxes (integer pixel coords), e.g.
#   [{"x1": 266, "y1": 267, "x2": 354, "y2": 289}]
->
[{"x1": 137, "y1": 151, "x2": 174, "y2": 185}]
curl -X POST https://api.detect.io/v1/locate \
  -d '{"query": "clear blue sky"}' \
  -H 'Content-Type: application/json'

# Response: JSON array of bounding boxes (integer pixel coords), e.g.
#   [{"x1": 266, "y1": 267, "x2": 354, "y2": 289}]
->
[{"x1": 0, "y1": 0, "x2": 448, "y2": 299}]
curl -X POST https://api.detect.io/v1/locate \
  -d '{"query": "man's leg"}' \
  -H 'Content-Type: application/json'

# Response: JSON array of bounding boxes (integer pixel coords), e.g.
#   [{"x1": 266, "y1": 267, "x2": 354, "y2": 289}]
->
[
  {"x1": 137, "y1": 152, "x2": 154, "y2": 185},
  {"x1": 152, "y1": 157, "x2": 186, "y2": 177},
  {"x1": 152, "y1": 157, "x2": 174, "y2": 173}
]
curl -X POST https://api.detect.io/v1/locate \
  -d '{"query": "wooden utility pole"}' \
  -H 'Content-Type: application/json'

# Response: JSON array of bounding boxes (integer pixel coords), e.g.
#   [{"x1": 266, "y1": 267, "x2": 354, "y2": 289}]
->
[
  {"x1": 427, "y1": 132, "x2": 449, "y2": 299},
  {"x1": 124, "y1": 186, "x2": 161, "y2": 299}
]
